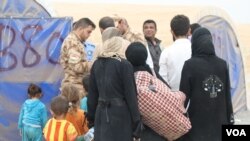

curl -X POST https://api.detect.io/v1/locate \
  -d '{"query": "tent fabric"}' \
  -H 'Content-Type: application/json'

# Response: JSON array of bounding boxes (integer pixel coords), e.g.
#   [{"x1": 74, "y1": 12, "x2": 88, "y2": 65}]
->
[
  {"x1": 0, "y1": 18, "x2": 72, "y2": 141},
  {"x1": 195, "y1": 8, "x2": 247, "y2": 113},
  {"x1": 0, "y1": 1, "x2": 68, "y2": 140},
  {"x1": 0, "y1": 0, "x2": 51, "y2": 18}
]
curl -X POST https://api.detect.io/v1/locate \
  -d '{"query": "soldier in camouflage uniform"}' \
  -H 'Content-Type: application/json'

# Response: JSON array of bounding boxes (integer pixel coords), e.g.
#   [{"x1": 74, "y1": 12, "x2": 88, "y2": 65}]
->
[
  {"x1": 60, "y1": 18, "x2": 96, "y2": 98},
  {"x1": 114, "y1": 17, "x2": 154, "y2": 70}
]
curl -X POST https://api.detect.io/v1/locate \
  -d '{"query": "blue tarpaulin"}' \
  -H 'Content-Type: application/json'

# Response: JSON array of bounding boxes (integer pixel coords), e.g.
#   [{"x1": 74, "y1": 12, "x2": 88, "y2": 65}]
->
[{"x1": 0, "y1": 18, "x2": 72, "y2": 140}]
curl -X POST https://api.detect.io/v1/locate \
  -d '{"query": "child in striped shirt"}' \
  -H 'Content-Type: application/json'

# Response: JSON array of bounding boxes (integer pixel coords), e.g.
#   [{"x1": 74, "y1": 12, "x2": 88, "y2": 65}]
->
[{"x1": 43, "y1": 96, "x2": 78, "y2": 141}]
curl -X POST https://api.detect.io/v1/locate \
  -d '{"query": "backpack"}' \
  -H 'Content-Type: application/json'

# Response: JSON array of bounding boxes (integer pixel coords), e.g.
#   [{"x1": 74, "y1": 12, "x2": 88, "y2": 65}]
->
[{"x1": 135, "y1": 71, "x2": 191, "y2": 141}]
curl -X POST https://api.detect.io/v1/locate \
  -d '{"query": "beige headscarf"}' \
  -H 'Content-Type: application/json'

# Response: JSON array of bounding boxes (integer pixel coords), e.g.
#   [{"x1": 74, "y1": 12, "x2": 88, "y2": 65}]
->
[
  {"x1": 102, "y1": 27, "x2": 122, "y2": 42},
  {"x1": 98, "y1": 36, "x2": 130, "y2": 60}
]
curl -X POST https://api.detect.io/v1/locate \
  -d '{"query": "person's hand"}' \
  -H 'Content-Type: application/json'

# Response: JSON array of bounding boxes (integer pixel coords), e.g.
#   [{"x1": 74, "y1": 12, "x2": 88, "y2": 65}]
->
[
  {"x1": 116, "y1": 19, "x2": 129, "y2": 35},
  {"x1": 111, "y1": 14, "x2": 128, "y2": 35},
  {"x1": 132, "y1": 120, "x2": 144, "y2": 140}
]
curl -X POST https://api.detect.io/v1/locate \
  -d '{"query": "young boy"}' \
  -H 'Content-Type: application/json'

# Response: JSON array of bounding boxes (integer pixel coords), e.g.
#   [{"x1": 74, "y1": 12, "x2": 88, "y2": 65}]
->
[{"x1": 43, "y1": 96, "x2": 78, "y2": 141}]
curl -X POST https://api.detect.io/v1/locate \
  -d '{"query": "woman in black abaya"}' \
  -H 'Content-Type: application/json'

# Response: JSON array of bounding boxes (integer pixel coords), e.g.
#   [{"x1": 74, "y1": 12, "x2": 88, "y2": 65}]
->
[
  {"x1": 125, "y1": 42, "x2": 168, "y2": 141},
  {"x1": 178, "y1": 27, "x2": 234, "y2": 141}
]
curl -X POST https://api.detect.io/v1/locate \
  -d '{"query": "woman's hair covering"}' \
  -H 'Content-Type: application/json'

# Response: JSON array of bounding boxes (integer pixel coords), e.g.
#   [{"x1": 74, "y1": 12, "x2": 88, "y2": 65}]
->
[
  {"x1": 190, "y1": 23, "x2": 201, "y2": 34},
  {"x1": 191, "y1": 27, "x2": 216, "y2": 57},
  {"x1": 102, "y1": 27, "x2": 122, "y2": 42},
  {"x1": 98, "y1": 36, "x2": 128, "y2": 59},
  {"x1": 125, "y1": 42, "x2": 148, "y2": 66}
]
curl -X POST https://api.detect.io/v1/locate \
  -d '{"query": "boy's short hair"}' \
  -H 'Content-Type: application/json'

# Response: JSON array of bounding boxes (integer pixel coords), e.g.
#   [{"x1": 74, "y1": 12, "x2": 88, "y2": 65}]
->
[
  {"x1": 82, "y1": 73, "x2": 90, "y2": 92},
  {"x1": 50, "y1": 96, "x2": 69, "y2": 116},
  {"x1": 170, "y1": 14, "x2": 190, "y2": 36}
]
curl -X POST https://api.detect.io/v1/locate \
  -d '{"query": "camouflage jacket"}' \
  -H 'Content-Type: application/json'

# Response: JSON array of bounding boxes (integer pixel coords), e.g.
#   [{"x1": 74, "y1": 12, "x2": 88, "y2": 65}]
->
[{"x1": 60, "y1": 32, "x2": 89, "y2": 96}]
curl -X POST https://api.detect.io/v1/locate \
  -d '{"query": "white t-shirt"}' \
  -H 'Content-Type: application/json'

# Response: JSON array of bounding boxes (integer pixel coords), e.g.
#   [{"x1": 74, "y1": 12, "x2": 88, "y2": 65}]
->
[{"x1": 159, "y1": 38, "x2": 191, "y2": 91}]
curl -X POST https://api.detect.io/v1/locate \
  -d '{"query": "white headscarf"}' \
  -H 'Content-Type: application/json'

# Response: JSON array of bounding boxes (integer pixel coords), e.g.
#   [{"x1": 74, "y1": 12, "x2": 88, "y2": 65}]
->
[
  {"x1": 98, "y1": 36, "x2": 130, "y2": 60},
  {"x1": 102, "y1": 27, "x2": 122, "y2": 42}
]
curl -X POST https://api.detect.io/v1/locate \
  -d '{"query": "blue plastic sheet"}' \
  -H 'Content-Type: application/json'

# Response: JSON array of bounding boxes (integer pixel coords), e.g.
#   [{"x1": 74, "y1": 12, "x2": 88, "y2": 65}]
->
[{"x1": 0, "y1": 18, "x2": 72, "y2": 140}]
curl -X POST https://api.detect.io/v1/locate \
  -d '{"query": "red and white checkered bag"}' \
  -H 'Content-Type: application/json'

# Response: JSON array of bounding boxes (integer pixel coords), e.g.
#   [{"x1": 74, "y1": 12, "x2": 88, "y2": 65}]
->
[{"x1": 135, "y1": 71, "x2": 191, "y2": 141}]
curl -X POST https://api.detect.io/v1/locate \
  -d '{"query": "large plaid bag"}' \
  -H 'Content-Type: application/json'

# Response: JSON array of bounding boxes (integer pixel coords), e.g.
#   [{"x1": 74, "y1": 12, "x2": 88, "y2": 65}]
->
[{"x1": 135, "y1": 71, "x2": 191, "y2": 141}]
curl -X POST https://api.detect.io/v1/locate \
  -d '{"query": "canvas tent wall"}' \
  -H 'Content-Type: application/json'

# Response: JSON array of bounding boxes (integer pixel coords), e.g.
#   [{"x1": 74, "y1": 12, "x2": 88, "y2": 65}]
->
[
  {"x1": 0, "y1": 0, "x2": 71, "y2": 140},
  {"x1": 194, "y1": 7, "x2": 248, "y2": 113},
  {"x1": 0, "y1": 0, "x2": 51, "y2": 18}
]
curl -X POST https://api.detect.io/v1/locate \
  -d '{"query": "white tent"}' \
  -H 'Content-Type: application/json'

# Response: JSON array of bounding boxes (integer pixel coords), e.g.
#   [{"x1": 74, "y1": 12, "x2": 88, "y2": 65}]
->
[
  {"x1": 194, "y1": 7, "x2": 248, "y2": 113},
  {"x1": 0, "y1": 0, "x2": 67, "y2": 140},
  {"x1": 0, "y1": 0, "x2": 51, "y2": 17}
]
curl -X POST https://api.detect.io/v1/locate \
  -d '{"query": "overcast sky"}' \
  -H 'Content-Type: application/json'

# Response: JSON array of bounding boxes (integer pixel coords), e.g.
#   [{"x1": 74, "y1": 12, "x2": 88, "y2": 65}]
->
[{"x1": 50, "y1": 0, "x2": 249, "y2": 23}]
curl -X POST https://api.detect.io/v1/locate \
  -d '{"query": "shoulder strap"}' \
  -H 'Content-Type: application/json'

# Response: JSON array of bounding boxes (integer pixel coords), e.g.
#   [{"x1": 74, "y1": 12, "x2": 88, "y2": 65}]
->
[
  {"x1": 150, "y1": 68, "x2": 157, "y2": 77},
  {"x1": 185, "y1": 99, "x2": 190, "y2": 112},
  {"x1": 185, "y1": 99, "x2": 191, "y2": 118}
]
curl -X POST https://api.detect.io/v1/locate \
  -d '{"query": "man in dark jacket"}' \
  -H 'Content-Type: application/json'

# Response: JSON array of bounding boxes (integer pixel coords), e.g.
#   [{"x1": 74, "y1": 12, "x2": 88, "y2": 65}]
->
[{"x1": 143, "y1": 19, "x2": 162, "y2": 73}]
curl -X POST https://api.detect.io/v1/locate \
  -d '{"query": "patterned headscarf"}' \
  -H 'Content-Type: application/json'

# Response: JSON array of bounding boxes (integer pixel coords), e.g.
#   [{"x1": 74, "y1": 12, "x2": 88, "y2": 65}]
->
[
  {"x1": 98, "y1": 36, "x2": 129, "y2": 60},
  {"x1": 102, "y1": 27, "x2": 122, "y2": 42}
]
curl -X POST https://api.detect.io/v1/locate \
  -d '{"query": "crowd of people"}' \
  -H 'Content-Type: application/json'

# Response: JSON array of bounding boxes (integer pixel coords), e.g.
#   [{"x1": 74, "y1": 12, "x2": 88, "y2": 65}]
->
[{"x1": 18, "y1": 14, "x2": 234, "y2": 141}]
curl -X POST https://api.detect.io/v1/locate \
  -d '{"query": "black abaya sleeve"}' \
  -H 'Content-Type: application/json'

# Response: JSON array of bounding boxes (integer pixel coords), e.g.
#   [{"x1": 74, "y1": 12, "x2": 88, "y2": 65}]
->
[
  {"x1": 122, "y1": 61, "x2": 142, "y2": 138},
  {"x1": 87, "y1": 63, "x2": 99, "y2": 128},
  {"x1": 179, "y1": 61, "x2": 192, "y2": 108},
  {"x1": 225, "y1": 63, "x2": 234, "y2": 125}
]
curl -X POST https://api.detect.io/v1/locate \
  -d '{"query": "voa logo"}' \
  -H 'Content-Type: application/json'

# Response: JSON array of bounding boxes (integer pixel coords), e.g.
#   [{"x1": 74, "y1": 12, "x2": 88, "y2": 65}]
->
[{"x1": 226, "y1": 129, "x2": 246, "y2": 136}]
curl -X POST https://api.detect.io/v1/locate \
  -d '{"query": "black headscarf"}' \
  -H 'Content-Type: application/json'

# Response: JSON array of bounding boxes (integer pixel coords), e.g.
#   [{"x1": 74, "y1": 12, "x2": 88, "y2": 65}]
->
[
  {"x1": 191, "y1": 27, "x2": 216, "y2": 57},
  {"x1": 125, "y1": 42, "x2": 152, "y2": 73},
  {"x1": 125, "y1": 42, "x2": 170, "y2": 87}
]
